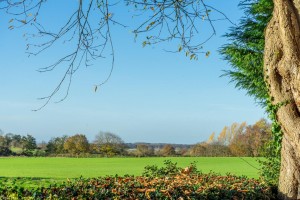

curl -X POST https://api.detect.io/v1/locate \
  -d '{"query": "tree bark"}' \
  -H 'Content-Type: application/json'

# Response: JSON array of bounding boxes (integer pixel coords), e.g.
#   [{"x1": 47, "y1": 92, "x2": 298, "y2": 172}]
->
[{"x1": 264, "y1": 0, "x2": 300, "y2": 199}]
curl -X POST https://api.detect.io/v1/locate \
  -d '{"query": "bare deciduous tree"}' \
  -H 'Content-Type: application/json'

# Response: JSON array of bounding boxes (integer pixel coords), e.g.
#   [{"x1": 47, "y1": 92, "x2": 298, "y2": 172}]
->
[{"x1": 94, "y1": 131, "x2": 125, "y2": 156}]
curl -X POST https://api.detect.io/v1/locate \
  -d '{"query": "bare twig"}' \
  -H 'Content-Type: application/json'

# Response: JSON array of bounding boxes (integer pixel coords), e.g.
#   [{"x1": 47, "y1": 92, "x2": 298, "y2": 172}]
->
[{"x1": 1, "y1": 0, "x2": 233, "y2": 109}]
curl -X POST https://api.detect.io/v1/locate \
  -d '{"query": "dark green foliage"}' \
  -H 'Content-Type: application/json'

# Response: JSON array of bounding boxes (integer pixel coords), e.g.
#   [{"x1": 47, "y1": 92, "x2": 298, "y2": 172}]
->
[
  {"x1": 0, "y1": 146, "x2": 14, "y2": 156},
  {"x1": 220, "y1": 0, "x2": 273, "y2": 107},
  {"x1": 258, "y1": 100, "x2": 288, "y2": 186},
  {"x1": 258, "y1": 152, "x2": 280, "y2": 186},
  {"x1": 21, "y1": 134, "x2": 37, "y2": 156},
  {"x1": 22, "y1": 134, "x2": 37, "y2": 151},
  {"x1": 45, "y1": 136, "x2": 68, "y2": 155}
]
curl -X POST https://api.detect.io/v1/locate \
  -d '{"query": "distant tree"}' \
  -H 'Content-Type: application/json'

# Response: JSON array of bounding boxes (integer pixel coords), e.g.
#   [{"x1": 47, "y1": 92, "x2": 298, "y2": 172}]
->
[
  {"x1": 94, "y1": 132, "x2": 125, "y2": 157},
  {"x1": 2, "y1": 133, "x2": 23, "y2": 149},
  {"x1": 10, "y1": 134, "x2": 22, "y2": 148},
  {"x1": 46, "y1": 136, "x2": 68, "y2": 155},
  {"x1": 95, "y1": 132, "x2": 124, "y2": 146},
  {"x1": 0, "y1": 133, "x2": 23, "y2": 154},
  {"x1": 217, "y1": 127, "x2": 228, "y2": 145},
  {"x1": 228, "y1": 119, "x2": 272, "y2": 156},
  {"x1": 64, "y1": 134, "x2": 90, "y2": 155},
  {"x1": 245, "y1": 119, "x2": 272, "y2": 156},
  {"x1": 189, "y1": 143, "x2": 207, "y2": 156},
  {"x1": 201, "y1": 120, "x2": 271, "y2": 157},
  {"x1": 229, "y1": 119, "x2": 272, "y2": 156},
  {"x1": 21, "y1": 134, "x2": 37, "y2": 152},
  {"x1": 3, "y1": 133, "x2": 14, "y2": 148},
  {"x1": 206, "y1": 132, "x2": 215, "y2": 144},
  {"x1": 159, "y1": 144, "x2": 176, "y2": 157},
  {"x1": 135, "y1": 144, "x2": 154, "y2": 157},
  {"x1": 229, "y1": 134, "x2": 251, "y2": 156},
  {"x1": 217, "y1": 122, "x2": 247, "y2": 146}
]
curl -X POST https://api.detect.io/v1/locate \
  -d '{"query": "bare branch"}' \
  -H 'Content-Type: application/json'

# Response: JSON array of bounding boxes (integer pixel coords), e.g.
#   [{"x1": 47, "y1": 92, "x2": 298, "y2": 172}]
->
[
  {"x1": 125, "y1": 0, "x2": 232, "y2": 59},
  {"x1": 1, "y1": 0, "x2": 233, "y2": 109}
]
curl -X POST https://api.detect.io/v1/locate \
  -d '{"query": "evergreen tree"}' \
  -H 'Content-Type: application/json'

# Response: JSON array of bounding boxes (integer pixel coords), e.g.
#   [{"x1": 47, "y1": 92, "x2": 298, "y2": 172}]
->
[{"x1": 220, "y1": 0, "x2": 273, "y2": 107}]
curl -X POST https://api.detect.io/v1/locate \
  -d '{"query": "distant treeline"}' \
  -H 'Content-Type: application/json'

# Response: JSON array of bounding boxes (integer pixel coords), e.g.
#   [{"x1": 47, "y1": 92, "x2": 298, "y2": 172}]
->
[{"x1": 0, "y1": 119, "x2": 271, "y2": 157}]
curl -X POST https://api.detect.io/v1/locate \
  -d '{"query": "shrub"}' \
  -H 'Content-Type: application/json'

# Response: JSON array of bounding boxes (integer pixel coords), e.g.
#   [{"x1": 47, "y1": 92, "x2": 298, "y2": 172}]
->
[
  {"x1": 0, "y1": 146, "x2": 14, "y2": 156},
  {"x1": 142, "y1": 160, "x2": 199, "y2": 178}
]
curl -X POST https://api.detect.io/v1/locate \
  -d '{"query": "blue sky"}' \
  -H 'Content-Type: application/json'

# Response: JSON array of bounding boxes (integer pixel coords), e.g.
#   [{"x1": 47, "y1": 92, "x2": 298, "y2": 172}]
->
[{"x1": 0, "y1": 0, "x2": 266, "y2": 144}]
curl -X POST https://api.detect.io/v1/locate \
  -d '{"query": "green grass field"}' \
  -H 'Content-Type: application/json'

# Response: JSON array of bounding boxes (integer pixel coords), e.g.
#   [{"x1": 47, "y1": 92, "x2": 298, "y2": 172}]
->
[{"x1": 0, "y1": 157, "x2": 261, "y2": 179}]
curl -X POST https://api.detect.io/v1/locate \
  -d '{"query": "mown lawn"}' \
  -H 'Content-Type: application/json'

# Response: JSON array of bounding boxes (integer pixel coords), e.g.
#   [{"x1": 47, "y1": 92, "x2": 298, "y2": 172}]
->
[{"x1": 0, "y1": 157, "x2": 261, "y2": 179}]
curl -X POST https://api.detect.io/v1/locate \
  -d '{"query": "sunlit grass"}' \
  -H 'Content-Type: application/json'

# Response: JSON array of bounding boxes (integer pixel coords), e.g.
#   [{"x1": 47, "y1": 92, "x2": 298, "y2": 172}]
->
[{"x1": 0, "y1": 157, "x2": 261, "y2": 179}]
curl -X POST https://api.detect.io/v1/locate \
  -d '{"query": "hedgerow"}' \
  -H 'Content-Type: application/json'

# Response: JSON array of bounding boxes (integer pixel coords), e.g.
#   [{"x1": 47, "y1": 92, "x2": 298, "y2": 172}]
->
[
  {"x1": 0, "y1": 161, "x2": 276, "y2": 199},
  {"x1": 0, "y1": 174, "x2": 275, "y2": 199}
]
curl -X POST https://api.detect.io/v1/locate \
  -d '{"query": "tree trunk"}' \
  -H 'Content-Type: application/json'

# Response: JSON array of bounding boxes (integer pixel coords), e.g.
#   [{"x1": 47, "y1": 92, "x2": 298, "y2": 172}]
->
[{"x1": 264, "y1": 0, "x2": 300, "y2": 199}]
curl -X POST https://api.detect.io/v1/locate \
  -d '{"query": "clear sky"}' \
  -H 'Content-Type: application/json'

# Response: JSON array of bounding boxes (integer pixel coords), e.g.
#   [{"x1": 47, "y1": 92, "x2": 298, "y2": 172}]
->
[{"x1": 0, "y1": 0, "x2": 266, "y2": 144}]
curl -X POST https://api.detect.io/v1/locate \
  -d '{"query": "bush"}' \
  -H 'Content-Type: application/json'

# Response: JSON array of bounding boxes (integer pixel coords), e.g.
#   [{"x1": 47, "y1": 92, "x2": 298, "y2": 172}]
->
[
  {"x1": 0, "y1": 146, "x2": 14, "y2": 156},
  {"x1": 142, "y1": 160, "x2": 199, "y2": 178}
]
